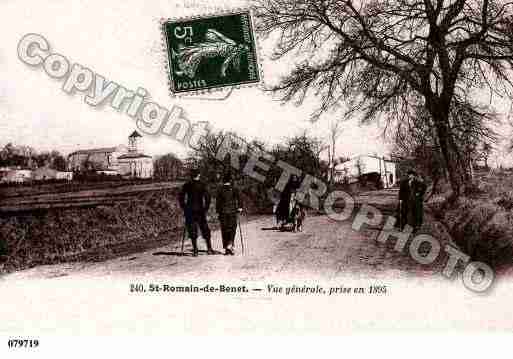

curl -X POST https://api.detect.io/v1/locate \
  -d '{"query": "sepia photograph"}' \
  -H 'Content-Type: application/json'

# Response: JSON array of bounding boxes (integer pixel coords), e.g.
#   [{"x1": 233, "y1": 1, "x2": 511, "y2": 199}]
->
[{"x1": 1, "y1": 0, "x2": 513, "y2": 354}]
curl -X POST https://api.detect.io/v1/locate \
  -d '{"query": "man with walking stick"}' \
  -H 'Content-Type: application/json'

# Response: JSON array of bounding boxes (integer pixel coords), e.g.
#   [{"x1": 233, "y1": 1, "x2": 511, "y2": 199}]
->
[
  {"x1": 179, "y1": 169, "x2": 215, "y2": 257},
  {"x1": 216, "y1": 172, "x2": 243, "y2": 256}
]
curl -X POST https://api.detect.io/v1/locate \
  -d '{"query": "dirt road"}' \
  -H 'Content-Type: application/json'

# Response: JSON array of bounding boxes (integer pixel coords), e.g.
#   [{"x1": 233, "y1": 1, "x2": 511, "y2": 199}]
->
[
  {"x1": 3, "y1": 189, "x2": 513, "y2": 335},
  {"x1": 2, "y1": 189, "x2": 446, "y2": 282}
]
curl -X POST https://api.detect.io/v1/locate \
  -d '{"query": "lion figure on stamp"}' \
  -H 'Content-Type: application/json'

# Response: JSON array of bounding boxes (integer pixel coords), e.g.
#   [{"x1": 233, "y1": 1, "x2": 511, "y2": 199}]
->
[{"x1": 173, "y1": 29, "x2": 250, "y2": 78}]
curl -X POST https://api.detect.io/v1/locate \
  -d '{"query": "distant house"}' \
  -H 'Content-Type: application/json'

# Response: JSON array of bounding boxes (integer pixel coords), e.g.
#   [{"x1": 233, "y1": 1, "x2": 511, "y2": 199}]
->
[
  {"x1": 333, "y1": 155, "x2": 397, "y2": 188},
  {"x1": 30, "y1": 167, "x2": 73, "y2": 181},
  {"x1": 32, "y1": 166, "x2": 58, "y2": 181},
  {"x1": 0, "y1": 169, "x2": 33, "y2": 183},
  {"x1": 0, "y1": 167, "x2": 12, "y2": 180},
  {"x1": 67, "y1": 145, "x2": 128, "y2": 173},
  {"x1": 96, "y1": 170, "x2": 118, "y2": 176},
  {"x1": 56, "y1": 171, "x2": 73, "y2": 181}
]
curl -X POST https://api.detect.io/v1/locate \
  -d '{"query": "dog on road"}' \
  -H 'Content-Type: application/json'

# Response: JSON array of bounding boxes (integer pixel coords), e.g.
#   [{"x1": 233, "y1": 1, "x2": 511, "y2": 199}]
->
[{"x1": 291, "y1": 202, "x2": 306, "y2": 232}]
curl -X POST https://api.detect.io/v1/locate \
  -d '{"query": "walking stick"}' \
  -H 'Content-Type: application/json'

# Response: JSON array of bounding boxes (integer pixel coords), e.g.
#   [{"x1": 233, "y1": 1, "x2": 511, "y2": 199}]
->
[
  {"x1": 398, "y1": 200, "x2": 402, "y2": 229},
  {"x1": 181, "y1": 224, "x2": 186, "y2": 255},
  {"x1": 237, "y1": 213, "x2": 245, "y2": 255}
]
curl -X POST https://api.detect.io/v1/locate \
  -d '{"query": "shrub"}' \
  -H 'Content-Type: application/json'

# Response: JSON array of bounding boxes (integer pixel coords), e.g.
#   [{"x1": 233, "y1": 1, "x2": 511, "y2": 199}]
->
[
  {"x1": 496, "y1": 191, "x2": 513, "y2": 211},
  {"x1": 431, "y1": 195, "x2": 513, "y2": 269}
]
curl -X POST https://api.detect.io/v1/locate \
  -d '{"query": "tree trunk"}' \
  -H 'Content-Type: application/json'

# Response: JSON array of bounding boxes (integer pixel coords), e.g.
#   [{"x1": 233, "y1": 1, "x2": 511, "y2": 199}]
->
[
  {"x1": 426, "y1": 175, "x2": 440, "y2": 201},
  {"x1": 469, "y1": 158, "x2": 475, "y2": 181},
  {"x1": 429, "y1": 105, "x2": 468, "y2": 200},
  {"x1": 331, "y1": 142, "x2": 335, "y2": 185}
]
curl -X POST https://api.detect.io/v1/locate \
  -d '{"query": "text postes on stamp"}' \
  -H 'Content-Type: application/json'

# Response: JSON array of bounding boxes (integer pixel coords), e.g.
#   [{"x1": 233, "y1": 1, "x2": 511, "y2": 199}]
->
[{"x1": 162, "y1": 11, "x2": 260, "y2": 94}]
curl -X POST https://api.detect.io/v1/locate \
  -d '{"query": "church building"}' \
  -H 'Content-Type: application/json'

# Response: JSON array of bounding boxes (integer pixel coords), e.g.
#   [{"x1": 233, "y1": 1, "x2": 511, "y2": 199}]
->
[
  {"x1": 117, "y1": 131, "x2": 153, "y2": 178},
  {"x1": 67, "y1": 131, "x2": 153, "y2": 178}
]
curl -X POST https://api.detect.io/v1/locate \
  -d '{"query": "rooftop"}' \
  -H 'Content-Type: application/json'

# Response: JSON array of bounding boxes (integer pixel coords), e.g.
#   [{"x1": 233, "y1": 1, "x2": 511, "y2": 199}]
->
[
  {"x1": 117, "y1": 153, "x2": 152, "y2": 160},
  {"x1": 68, "y1": 147, "x2": 119, "y2": 156},
  {"x1": 129, "y1": 130, "x2": 142, "y2": 138},
  {"x1": 340, "y1": 154, "x2": 397, "y2": 163}
]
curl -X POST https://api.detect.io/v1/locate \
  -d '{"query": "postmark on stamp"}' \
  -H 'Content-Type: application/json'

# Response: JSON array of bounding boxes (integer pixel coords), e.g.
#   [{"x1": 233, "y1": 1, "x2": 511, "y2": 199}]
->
[{"x1": 162, "y1": 10, "x2": 260, "y2": 95}]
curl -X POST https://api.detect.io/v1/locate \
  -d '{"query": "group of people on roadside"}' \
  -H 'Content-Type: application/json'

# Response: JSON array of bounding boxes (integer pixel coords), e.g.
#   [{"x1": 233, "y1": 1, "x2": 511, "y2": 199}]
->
[
  {"x1": 179, "y1": 167, "x2": 428, "y2": 256},
  {"x1": 178, "y1": 170, "x2": 307, "y2": 257},
  {"x1": 178, "y1": 169, "x2": 242, "y2": 257}
]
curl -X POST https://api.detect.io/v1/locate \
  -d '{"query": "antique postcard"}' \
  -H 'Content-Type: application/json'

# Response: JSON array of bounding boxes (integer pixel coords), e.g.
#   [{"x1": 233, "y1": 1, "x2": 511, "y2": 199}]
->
[{"x1": 1, "y1": 0, "x2": 513, "y2": 356}]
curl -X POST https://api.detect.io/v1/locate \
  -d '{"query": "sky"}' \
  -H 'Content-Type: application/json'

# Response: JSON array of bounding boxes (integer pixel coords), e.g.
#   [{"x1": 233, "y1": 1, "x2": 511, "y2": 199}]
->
[{"x1": 1, "y1": 0, "x2": 512, "y2": 167}]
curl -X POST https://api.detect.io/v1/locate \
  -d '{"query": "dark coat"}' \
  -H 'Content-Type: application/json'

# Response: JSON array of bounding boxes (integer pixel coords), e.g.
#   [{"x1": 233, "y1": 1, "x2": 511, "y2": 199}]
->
[
  {"x1": 179, "y1": 180, "x2": 211, "y2": 214},
  {"x1": 216, "y1": 184, "x2": 242, "y2": 216},
  {"x1": 276, "y1": 178, "x2": 300, "y2": 222},
  {"x1": 397, "y1": 177, "x2": 414, "y2": 228},
  {"x1": 398, "y1": 178, "x2": 413, "y2": 202},
  {"x1": 412, "y1": 179, "x2": 427, "y2": 227},
  {"x1": 399, "y1": 178, "x2": 427, "y2": 201},
  {"x1": 397, "y1": 177, "x2": 427, "y2": 228},
  {"x1": 413, "y1": 179, "x2": 427, "y2": 199}
]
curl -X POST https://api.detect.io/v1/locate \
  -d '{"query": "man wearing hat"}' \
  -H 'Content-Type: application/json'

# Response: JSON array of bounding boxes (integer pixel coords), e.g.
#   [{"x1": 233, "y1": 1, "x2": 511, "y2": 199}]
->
[
  {"x1": 412, "y1": 172, "x2": 427, "y2": 231},
  {"x1": 179, "y1": 169, "x2": 215, "y2": 256},
  {"x1": 216, "y1": 172, "x2": 243, "y2": 255},
  {"x1": 397, "y1": 169, "x2": 427, "y2": 231},
  {"x1": 397, "y1": 169, "x2": 416, "y2": 229}
]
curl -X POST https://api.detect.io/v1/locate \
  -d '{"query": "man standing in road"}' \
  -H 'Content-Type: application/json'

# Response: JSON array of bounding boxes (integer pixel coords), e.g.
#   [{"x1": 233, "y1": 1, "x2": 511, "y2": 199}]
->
[
  {"x1": 396, "y1": 169, "x2": 427, "y2": 232},
  {"x1": 179, "y1": 169, "x2": 215, "y2": 257},
  {"x1": 412, "y1": 173, "x2": 427, "y2": 232},
  {"x1": 397, "y1": 169, "x2": 416, "y2": 229},
  {"x1": 216, "y1": 172, "x2": 243, "y2": 255}
]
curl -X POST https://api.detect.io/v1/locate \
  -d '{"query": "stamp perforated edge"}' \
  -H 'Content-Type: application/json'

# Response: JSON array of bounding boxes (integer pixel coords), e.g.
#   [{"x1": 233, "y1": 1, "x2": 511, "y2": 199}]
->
[{"x1": 159, "y1": 6, "x2": 265, "y2": 98}]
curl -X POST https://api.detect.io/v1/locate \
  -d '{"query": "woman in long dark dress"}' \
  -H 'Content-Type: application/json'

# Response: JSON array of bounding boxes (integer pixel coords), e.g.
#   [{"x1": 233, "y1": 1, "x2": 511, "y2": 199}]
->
[{"x1": 276, "y1": 175, "x2": 300, "y2": 227}]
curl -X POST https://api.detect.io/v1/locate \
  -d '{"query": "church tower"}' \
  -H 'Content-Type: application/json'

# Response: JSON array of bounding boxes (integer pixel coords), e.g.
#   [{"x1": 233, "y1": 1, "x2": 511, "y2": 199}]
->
[
  {"x1": 117, "y1": 130, "x2": 153, "y2": 178},
  {"x1": 128, "y1": 130, "x2": 142, "y2": 153}
]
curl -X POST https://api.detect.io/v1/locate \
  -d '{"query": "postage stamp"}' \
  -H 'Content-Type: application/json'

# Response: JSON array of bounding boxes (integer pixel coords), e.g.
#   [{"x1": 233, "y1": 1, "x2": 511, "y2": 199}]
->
[{"x1": 162, "y1": 10, "x2": 260, "y2": 94}]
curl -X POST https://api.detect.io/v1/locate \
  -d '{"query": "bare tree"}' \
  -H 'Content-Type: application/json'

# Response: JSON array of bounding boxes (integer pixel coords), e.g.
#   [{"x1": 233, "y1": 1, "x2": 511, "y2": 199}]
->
[
  {"x1": 256, "y1": 0, "x2": 513, "y2": 198},
  {"x1": 481, "y1": 142, "x2": 493, "y2": 168},
  {"x1": 272, "y1": 131, "x2": 326, "y2": 177},
  {"x1": 154, "y1": 153, "x2": 184, "y2": 180},
  {"x1": 393, "y1": 99, "x2": 496, "y2": 192},
  {"x1": 328, "y1": 117, "x2": 344, "y2": 185},
  {"x1": 187, "y1": 130, "x2": 230, "y2": 182}
]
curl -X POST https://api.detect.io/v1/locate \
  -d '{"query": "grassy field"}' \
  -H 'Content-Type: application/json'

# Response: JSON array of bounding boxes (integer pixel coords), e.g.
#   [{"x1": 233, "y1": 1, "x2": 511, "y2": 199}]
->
[
  {"x1": 0, "y1": 181, "x2": 184, "y2": 213},
  {"x1": 0, "y1": 181, "x2": 191, "y2": 273}
]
